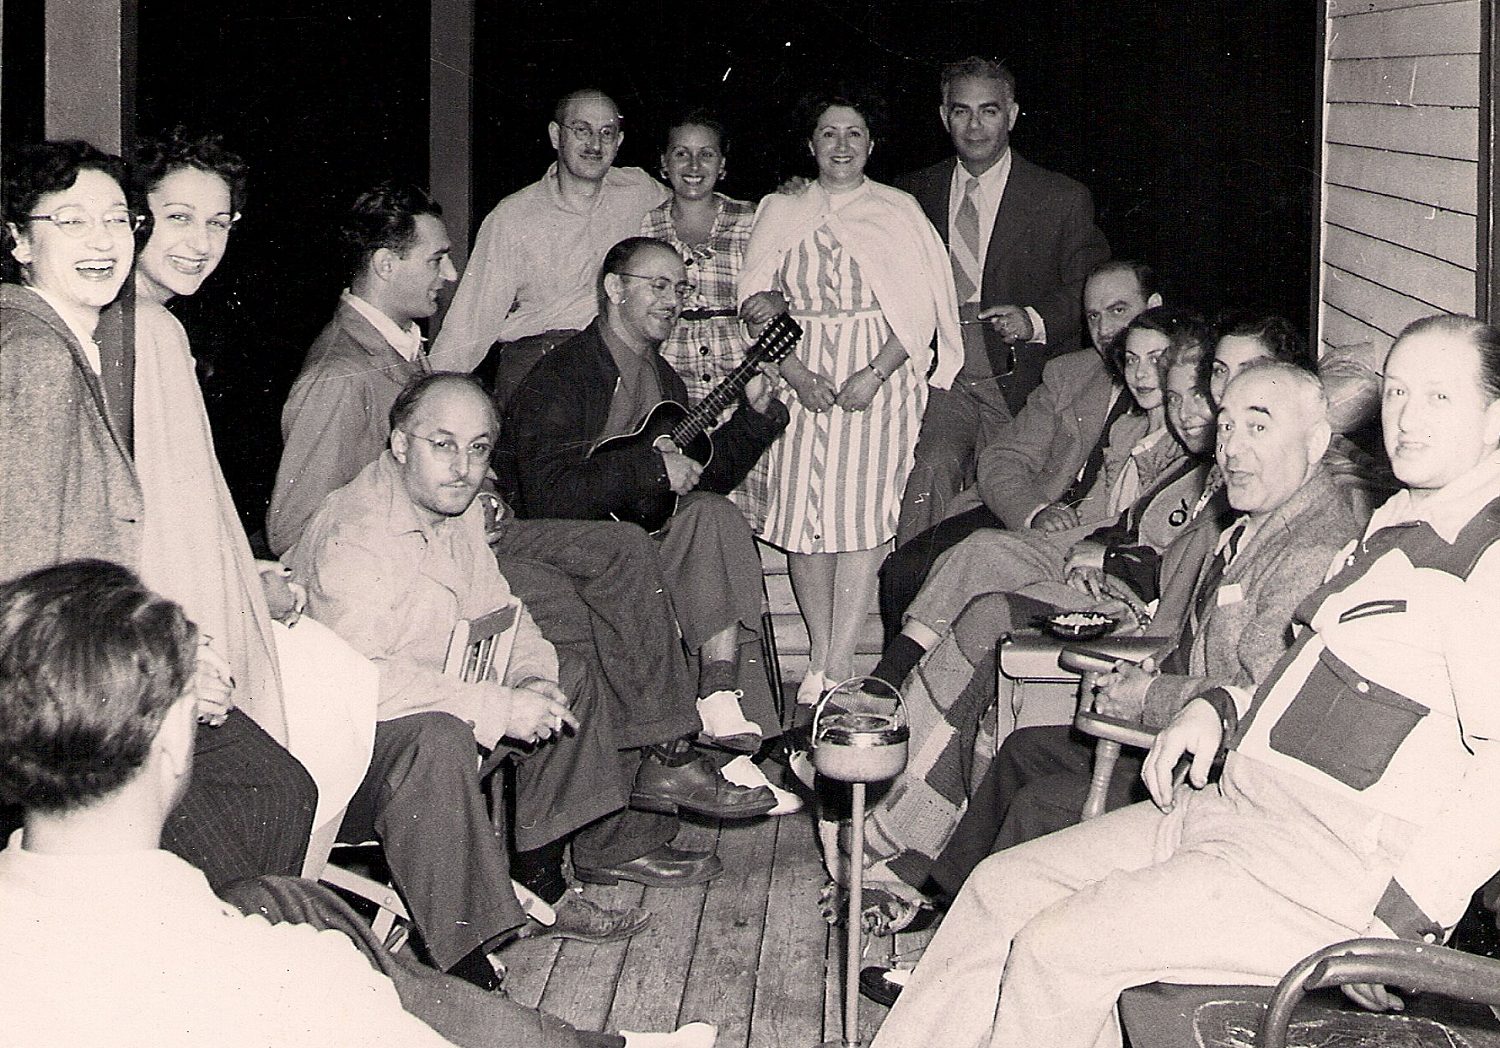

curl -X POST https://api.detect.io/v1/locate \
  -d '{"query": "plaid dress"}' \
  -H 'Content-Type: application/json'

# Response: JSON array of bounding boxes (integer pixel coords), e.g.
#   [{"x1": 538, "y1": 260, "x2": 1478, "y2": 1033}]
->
[{"x1": 641, "y1": 194, "x2": 770, "y2": 528}]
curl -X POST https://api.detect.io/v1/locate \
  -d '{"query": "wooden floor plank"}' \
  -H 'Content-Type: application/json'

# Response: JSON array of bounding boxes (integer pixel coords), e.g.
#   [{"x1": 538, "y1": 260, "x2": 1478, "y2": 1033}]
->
[
  {"x1": 679, "y1": 815, "x2": 779, "y2": 1046},
  {"x1": 535, "y1": 877, "x2": 647, "y2": 1032},
  {"x1": 749, "y1": 814, "x2": 830, "y2": 1048}
]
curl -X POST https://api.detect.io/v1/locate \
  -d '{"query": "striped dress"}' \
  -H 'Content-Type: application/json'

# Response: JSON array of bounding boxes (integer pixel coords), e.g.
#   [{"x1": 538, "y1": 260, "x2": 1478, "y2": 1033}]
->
[{"x1": 762, "y1": 223, "x2": 925, "y2": 553}]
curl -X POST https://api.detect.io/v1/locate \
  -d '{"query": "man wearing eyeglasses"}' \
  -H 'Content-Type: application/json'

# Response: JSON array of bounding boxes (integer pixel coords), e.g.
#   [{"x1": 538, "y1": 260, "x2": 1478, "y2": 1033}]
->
[
  {"x1": 430, "y1": 88, "x2": 668, "y2": 404},
  {"x1": 499, "y1": 237, "x2": 789, "y2": 774}
]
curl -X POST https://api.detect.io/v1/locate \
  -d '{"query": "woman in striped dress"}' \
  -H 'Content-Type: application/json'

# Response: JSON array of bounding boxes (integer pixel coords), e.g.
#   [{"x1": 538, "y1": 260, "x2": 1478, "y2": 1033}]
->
[
  {"x1": 741, "y1": 88, "x2": 963, "y2": 702},
  {"x1": 641, "y1": 111, "x2": 774, "y2": 528}
]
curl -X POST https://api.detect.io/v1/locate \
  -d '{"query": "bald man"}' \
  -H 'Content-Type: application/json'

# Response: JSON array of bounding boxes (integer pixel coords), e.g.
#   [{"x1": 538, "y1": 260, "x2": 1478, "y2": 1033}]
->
[{"x1": 872, "y1": 364, "x2": 1372, "y2": 1048}]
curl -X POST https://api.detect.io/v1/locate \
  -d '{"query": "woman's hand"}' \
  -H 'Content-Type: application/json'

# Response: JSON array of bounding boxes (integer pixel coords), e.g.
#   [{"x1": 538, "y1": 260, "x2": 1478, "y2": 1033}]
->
[
  {"x1": 256, "y1": 560, "x2": 305, "y2": 626},
  {"x1": 1032, "y1": 503, "x2": 1080, "y2": 532},
  {"x1": 192, "y1": 636, "x2": 237, "y2": 727},
  {"x1": 788, "y1": 370, "x2": 837, "y2": 413},
  {"x1": 740, "y1": 291, "x2": 787, "y2": 327},
  {"x1": 1090, "y1": 655, "x2": 1157, "y2": 719},
  {"x1": 835, "y1": 368, "x2": 883, "y2": 412}
]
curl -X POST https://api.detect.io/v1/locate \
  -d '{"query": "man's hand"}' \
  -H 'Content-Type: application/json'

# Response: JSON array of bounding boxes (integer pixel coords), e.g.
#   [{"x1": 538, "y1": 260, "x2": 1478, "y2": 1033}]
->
[
  {"x1": 1065, "y1": 541, "x2": 1107, "y2": 575},
  {"x1": 788, "y1": 370, "x2": 837, "y2": 413},
  {"x1": 1141, "y1": 697, "x2": 1222, "y2": 811},
  {"x1": 256, "y1": 560, "x2": 305, "y2": 626},
  {"x1": 740, "y1": 291, "x2": 787, "y2": 327},
  {"x1": 835, "y1": 368, "x2": 882, "y2": 412},
  {"x1": 499, "y1": 683, "x2": 581, "y2": 744},
  {"x1": 661, "y1": 449, "x2": 704, "y2": 495},
  {"x1": 774, "y1": 175, "x2": 812, "y2": 196},
  {"x1": 979, "y1": 304, "x2": 1034, "y2": 344},
  {"x1": 1341, "y1": 982, "x2": 1405, "y2": 1013},
  {"x1": 1033, "y1": 502, "x2": 1080, "y2": 532},
  {"x1": 192, "y1": 636, "x2": 237, "y2": 727},
  {"x1": 1091, "y1": 656, "x2": 1157, "y2": 719}
]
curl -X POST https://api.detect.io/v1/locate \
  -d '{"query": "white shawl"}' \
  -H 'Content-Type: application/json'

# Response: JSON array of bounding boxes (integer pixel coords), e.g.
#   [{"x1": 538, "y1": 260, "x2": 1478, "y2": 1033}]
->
[{"x1": 738, "y1": 180, "x2": 963, "y2": 390}]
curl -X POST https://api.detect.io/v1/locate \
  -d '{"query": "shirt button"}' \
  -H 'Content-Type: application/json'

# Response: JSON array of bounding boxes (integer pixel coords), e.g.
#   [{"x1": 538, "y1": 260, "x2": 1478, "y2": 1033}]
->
[
  {"x1": 1356, "y1": 681, "x2": 1370, "y2": 693},
  {"x1": 699, "y1": 346, "x2": 710, "y2": 355},
  {"x1": 703, "y1": 373, "x2": 712, "y2": 382},
  {"x1": 1423, "y1": 932, "x2": 1437, "y2": 943}
]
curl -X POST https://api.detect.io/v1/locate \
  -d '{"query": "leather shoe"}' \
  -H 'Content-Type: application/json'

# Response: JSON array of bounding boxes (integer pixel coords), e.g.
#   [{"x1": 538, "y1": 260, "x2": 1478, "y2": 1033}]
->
[
  {"x1": 858, "y1": 965, "x2": 910, "y2": 1008},
  {"x1": 519, "y1": 886, "x2": 652, "y2": 944},
  {"x1": 574, "y1": 843, "x2": 724, "y2": 888},
  {"x1": 632, "y1": 752, "x2": 776, "y2": 820}
]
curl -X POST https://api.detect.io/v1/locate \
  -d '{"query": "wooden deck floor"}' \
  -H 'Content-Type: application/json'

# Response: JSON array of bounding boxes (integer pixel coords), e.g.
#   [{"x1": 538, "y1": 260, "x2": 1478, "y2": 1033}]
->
[{"x1": 496, "y1": 758, "x2": 933, "y2": 1047}]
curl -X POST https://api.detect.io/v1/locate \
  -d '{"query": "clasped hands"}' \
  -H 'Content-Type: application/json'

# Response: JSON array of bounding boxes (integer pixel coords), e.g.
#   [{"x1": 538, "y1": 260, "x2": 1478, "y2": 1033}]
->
[
  {"x1": 786, "y1": 367, "x2": 882, "y2": 414},
  {"x1": 494, "y1": 678, "x2": 580, "y2": 745}
]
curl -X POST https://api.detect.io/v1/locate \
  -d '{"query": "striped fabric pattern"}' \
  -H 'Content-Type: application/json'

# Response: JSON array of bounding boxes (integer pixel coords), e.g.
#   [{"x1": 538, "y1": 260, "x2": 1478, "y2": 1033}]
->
[{"x1": 761, "y1": 224, "x2": 925, "y2": 553}]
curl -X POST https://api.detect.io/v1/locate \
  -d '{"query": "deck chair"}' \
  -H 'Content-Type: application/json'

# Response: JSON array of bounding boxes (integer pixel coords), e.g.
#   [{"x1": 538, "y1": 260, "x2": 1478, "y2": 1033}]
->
[{"x1": 319, "y1": 602, "x2": 555, "y2": 948}]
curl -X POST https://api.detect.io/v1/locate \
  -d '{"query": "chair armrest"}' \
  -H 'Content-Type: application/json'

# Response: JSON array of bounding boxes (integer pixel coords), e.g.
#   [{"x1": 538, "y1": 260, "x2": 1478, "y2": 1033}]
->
[
  {"x1": 1261, "y1": 938, "x2": 1500, "y2": 1048},
  {"x1": 998, "y1": 631, "x2": 1077, "y2": 682},
  {"x1": 1074, "y1": 710, "x2": 1157, "y2": 750}
]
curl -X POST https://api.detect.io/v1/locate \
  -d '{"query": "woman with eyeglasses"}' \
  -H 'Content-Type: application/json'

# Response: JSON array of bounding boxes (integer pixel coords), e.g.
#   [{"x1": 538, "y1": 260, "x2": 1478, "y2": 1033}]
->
[
  {"x1": 641, "y1": 110, "x2": 781, "y2": 529},
  {"x1": 740, "y1": 85, "x2": 963, "y2": 707},
  {"x1": 1, "y1": 138, "x2": 318, "y2": 889}
]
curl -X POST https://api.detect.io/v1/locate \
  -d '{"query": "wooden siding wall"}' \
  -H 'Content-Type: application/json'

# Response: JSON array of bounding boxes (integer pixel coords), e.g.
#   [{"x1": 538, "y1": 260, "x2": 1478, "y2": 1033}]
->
[{"x1": 1320, "y1": 0, "x2": 1483, "y2": 358}]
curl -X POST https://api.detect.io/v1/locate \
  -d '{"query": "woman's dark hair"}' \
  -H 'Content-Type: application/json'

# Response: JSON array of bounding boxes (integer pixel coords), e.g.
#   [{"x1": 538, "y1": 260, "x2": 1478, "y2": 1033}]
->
[
  {"x1": 339, "y1": 180, "x2": 443, "y2": 286},
  {"x1": 1, "y1": 140, "x2": 126, "y2": 284},
  {"x1": 131, "y1": 126, "x2": 248, "y2": 218},
  {"x1": 1105, "y1": 305, "x2": 1211, "y2": 384},
  {"x1": 793, "y1": 81, "x2": 888, "y2": 142},
  {"x1": 1214, "y1": 310, "x2": 1316, "y2": 373},
  {"x1": 662, "y1": 108, "x2": 729, "y2": 156},
  {"x1": 0, "y1": 560, "x2": 197, "y2": 814},
  {"x1": 1393, "y1": 313, "x2": 1500, "y2": 402}
]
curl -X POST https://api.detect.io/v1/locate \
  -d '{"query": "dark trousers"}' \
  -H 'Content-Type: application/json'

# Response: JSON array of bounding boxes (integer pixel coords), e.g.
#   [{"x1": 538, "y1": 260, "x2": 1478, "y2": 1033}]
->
[
  {"x1": 224, "y1": 876, "x2": 621, "y2": 1048},
  {"x1": 896, "y1": 378, "x2": 1013, "y2": 545},
  {"x1": 928, "y1": 724, "x2": 1145, "y2": 901},
  {"x1": 878, "y1": 504, "x2": 1005, "y2": 646},
  {"x1": 160, "y1": 708, "x2": 317, "y2": 892}
]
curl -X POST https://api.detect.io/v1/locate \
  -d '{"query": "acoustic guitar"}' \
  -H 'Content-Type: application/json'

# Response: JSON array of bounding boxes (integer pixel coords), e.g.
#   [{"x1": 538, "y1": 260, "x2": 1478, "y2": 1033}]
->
[{"x1": 591, "y1": 312, "x2": 803, "y2": 533}]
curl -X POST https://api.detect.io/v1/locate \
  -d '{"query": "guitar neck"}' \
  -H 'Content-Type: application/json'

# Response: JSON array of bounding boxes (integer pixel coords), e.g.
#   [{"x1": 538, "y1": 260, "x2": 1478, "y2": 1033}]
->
[{"x1": 668, "y1": 320, "x2": 792, "y2": 447}]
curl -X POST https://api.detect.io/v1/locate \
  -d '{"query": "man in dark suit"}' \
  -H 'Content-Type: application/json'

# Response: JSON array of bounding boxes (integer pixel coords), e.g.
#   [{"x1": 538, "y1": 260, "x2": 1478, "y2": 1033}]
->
[{"x1": 896, "y1": 56, "x2": 1110, "y2": 543}]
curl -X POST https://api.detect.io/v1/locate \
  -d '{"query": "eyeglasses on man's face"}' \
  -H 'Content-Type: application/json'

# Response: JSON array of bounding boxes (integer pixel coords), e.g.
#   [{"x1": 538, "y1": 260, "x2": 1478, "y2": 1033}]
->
[
  {"x1": 561, "y1": 121, "x2": 621, "y2": 146},
  {"x1": 404, "y1": 430, "x2": 494, "y2": 466},
  {"x1": 616, "y1": 271, "x2": 695, "y2": 303},
  {"x1": 25, "y1": 206, "x2": 143, "y2": 238}
]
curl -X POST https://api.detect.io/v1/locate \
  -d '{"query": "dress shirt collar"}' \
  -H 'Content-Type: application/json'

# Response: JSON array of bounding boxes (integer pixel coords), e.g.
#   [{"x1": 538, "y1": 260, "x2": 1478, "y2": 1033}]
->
[
  {"x1": 340, "y1": 289, "x2": 424, "y2": 362},
  {"x1": 543, "y1": 161, "x2": 638, "y2": 216},
  {"x1": 950, "y1": 147, "x2": 1013, "y2": 206},
  {"x1": 1367, "y1": 450, "x2": 1500, "y2": 543}
]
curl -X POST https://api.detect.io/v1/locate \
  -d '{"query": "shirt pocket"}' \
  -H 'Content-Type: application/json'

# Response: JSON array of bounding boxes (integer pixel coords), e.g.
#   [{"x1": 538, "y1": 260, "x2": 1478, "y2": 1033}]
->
[{"x1": 1268, "y1": 647, "x2": 1428, "y2": 790}]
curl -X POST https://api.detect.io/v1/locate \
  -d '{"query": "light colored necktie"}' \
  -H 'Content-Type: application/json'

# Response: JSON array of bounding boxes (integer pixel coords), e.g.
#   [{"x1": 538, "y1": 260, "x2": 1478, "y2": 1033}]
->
[{"x1": 951, "y1": 175, "x2": 983, "y2": 305}]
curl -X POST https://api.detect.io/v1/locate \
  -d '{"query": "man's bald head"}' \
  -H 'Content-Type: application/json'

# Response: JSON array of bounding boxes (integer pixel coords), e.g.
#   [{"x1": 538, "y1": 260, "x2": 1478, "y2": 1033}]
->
[
  {"x1": 1216, "y1": 362, "x2": 1331, "y2": 517},
  {"x1": 388, "y1": 372, "x2": 497, "y2": 522}
]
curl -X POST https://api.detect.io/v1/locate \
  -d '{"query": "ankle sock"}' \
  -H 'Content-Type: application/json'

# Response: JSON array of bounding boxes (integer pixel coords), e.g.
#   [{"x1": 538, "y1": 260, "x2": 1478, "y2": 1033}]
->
[
  {"x1": 698, "y1": 658, "x2": 737, "y2": 696},
  {"x1": 870, "y1": 634, "x2": 925, "y2": 690},
  {"x1": 512, "y1": 837, "x2": 568, "y2": 905}
]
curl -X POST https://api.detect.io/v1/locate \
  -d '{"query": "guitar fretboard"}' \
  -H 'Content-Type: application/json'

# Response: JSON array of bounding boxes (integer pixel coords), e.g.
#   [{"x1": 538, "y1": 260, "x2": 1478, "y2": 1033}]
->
[{"x1": 668, "y1": 315, "x2": 801, "y2": 447}]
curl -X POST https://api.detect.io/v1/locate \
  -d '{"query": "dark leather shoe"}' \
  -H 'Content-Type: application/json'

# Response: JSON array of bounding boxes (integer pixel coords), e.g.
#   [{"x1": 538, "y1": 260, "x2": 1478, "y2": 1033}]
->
[
  {"x1": 631, "y1": 752, "x2": 776, "y2": 820},
  {"x1": 573, "y1": 844, "x2": 724, "y2": 888},
  {"x1": 859, "y1": 965, "x2": 910, "y2": 1008}
]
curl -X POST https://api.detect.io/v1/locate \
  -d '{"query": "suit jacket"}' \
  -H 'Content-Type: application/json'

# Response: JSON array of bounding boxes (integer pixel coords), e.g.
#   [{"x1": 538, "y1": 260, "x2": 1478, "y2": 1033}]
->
[
  {"x1": 0, "y1": 284, "x2": 143, "y2": 581},
  {"x1": 972, "y1": 348, "x2": 1118, "y2": 528},
  {"x1": 500, "y1": 320, "x2": 788, "y2": 521},
  {"x1": 1140, "y1": 468, "x2": 1363, "y2": 728},
  {"x1": 897, "y1": 152, "x2": 1109, "y2": 413},
  {"x1": 266, "y1": 300, "x2": 429, "y2": 556}
]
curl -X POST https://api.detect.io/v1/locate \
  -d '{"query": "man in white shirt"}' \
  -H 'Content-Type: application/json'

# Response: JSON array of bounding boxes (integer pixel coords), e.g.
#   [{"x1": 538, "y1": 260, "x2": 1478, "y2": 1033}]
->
[
  {"x1": 0, "y1": 558, "x2": 716, "y2": 1048},
  {"x1": 429, "y1": 88, "x2": 668, "y2": 403},
  {"x1": 897, "y1": 56, "x2": 1110, "y2": 542}
]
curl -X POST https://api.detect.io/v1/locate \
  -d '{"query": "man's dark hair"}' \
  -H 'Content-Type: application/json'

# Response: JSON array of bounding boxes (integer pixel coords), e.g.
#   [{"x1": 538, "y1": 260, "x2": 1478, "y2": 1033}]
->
[
  {"x1": 1087, "y1": 259, "x2": 1161, "y2": 307},
  {"x1": 388, "y1": 371, "x2": 495, "y2": 434},
  {"x1": 940, "y1": 56, "x2": 1017, "y2": 107},
  {"x1": 339, "y1": 181, "x2": 443, "y2": 286},
  {"x1": 1, "y1": 140, "x2": 127, "y2": 284},
  {"x1": 1394, "y1": 313, "x2": 1500, "y2": 402},
  {"x1": 792, "y1": 81, "x2": 888, "y2": 142},
  {"x1": 596, "y1": 235, "x2": 675, "y2": 310},
  {"x1": 1215, "y1": 310, "x2": 1316, "y2": 373},
  {"x1": 131, "y1": 126, "x2": 249, "y2": 220},
  {"x1": 0, "y1": 560, "x2": 197, "y2": 814}
]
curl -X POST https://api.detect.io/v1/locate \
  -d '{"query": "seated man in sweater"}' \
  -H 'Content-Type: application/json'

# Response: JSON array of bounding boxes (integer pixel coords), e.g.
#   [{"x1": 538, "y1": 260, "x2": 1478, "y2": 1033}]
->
[
  {"x1": 499, "y1": 236, "x2": 789, "y2": 739},
  {"x1": 0, "y1": 559, "x2": 714, "y2": 1048}
]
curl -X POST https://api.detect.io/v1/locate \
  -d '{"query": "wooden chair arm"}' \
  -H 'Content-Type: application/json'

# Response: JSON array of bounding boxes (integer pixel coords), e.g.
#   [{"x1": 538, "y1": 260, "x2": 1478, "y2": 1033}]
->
[
  {"x1": 1261, "y1": 938, "x2": 1500, "y2": 1048},
  {"x1": 1074, "y1": 710, "x2": 1157, "y2": 751}
]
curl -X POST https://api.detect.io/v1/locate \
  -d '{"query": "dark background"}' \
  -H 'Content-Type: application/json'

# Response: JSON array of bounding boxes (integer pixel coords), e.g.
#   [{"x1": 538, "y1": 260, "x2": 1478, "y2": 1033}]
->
[{"x1": 2, "y1": 0, "x2": 1318, "y2": 533}]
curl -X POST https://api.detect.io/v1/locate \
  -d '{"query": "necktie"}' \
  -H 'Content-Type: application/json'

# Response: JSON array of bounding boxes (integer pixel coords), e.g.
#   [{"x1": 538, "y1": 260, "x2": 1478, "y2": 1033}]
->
[
  {"x1": 1160, "y1": 520, "x2": 1245, "y2": 675},
  {"x1": 951, "y1": 175, "x2": 983, "y2": 306}
]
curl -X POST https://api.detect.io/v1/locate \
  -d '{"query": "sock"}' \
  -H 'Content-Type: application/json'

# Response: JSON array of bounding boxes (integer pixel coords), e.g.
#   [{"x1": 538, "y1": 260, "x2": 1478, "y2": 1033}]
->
[
  {"x1": 511, "y1": 837, "x2": 568, "y2": 905},
  {"x1": 648, "y1": 736, "x2": 699, "y2": 767},
  {"x1": 698, "y1": 658, "x2": 736, "y2": 696},
  {"x1": 870, "y1": 634, "x2": 925, "y2": 690},
  {"x1": 446, "y1": 944, "x2": 502, "y2": 991}
]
